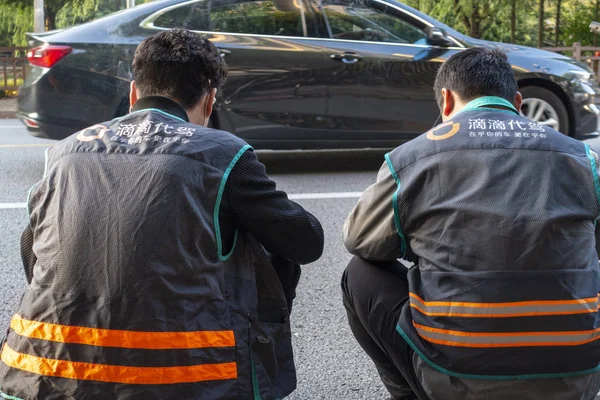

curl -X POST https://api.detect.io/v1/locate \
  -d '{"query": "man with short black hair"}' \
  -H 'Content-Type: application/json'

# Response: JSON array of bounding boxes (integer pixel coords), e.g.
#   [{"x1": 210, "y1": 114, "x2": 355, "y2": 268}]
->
[
  {"x1": 342, "y1": 47, "x2": 600, "y2": 400},
  {"x1": 0, "y1": 29, "x2": 323, "y2": 399}
]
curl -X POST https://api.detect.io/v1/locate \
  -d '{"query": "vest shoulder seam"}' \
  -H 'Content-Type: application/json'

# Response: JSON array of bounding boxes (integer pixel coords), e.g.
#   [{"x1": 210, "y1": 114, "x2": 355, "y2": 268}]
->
[{"x1": 393, "y1": 146, "x2": 588, "y2": 174}]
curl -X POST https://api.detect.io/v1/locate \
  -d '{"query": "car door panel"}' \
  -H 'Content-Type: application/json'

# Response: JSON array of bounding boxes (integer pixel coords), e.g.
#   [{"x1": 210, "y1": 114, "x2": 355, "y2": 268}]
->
[
  {"x1": 323, "y1": 41, "x2": 457, "y2": 140},
  {"x1": 316, "y1": 0, "x2": 461, "y2": 145},
  {"x1": 211, "y1": 34, "x2": 330, "y2": 145}
]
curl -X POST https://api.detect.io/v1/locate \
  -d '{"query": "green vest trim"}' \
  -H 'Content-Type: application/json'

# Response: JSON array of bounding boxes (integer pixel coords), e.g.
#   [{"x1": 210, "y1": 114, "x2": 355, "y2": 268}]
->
[
  {"x1": 457, "y1": 96, "x2": 520, "y2": 116},
  {"x1": 214, "y1": 144, "x2": 253, "y2": 261},
  {"x1": 384, "y1": 153, "x2": 408, "y2": 257},
  {"x1": 0, "y1": 389, "x2": 24, "y2": 400},
  {"x1": 250, "y1": 344, "x2": 262, "y2": 400},
  {"x1": 396, "y1": 324, "x2": 600, "y2": 380},
  {"x1": 117, "y1": 108, "x2": 188, "y2": 123},
  {"x1": 585, "y1": 143, "x2": 600, "y2": 209}
]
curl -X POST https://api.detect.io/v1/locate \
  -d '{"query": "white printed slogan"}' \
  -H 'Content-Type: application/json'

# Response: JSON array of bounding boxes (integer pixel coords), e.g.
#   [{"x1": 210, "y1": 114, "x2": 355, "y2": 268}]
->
[
  {"x1": 468, "y1": 119, "x2": 548, "y2": 139},
  {"x1": 110, "y1": 121, "x2": 197, "y2": 145}
]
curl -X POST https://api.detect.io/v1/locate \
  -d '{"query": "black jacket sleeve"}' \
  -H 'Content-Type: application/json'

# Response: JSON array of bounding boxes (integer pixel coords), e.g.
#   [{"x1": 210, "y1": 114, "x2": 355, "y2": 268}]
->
[
  {"x1": 221, "y1": 150, "x2": 324, "y2": 265},
  {"x1": 21, "y1": 225, "x2": 36, "y2": 284}
]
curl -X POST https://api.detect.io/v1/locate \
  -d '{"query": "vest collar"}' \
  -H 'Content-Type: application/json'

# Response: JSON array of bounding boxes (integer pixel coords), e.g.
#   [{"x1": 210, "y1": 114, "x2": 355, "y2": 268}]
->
[
  {"x1": 457, "y1": 96, "x2": 520, "y2": 116},
  {"x1": 131, "y1": 96, "x2": 190, "y2": 123}
]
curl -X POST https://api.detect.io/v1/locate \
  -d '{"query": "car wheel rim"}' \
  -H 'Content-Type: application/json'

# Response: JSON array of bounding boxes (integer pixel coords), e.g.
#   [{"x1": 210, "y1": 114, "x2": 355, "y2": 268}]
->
[{"x1": 520, "y1": 98, "x2": 560, "y2": 131}]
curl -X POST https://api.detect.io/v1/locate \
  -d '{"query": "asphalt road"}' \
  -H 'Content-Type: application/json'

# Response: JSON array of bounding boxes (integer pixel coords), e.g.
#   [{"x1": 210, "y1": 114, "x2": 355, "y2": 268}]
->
[
  {"x1": 0, "y1": 119, "x2": 388, "y2": 400},
  {"x1": 3, "y1": 119, "x2": 600, "y2": 400}
]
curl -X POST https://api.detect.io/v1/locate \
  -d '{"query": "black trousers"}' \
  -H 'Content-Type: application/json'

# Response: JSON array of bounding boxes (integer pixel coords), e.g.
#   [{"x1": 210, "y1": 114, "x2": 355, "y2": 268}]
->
[{"x1": 341, "y1": 256, "x2": 429, "y2": 400}]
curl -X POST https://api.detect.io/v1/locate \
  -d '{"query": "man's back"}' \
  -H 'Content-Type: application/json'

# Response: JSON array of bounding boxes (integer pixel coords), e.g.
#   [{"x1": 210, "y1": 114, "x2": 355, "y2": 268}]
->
[
  {"x1": 341, "y1": 47, "x2": 600, "y2": 400},
  {"x1": 391, "y1": 108, "x2": 600, "y2": 398},
  {"x1": 1, "y1": 110, "x2": 251, "y2": 398},
  {"x1": 0, "y1": 29, "x2": 324, "y2": 399},
  {"x1": 388, "y1": 109, "x2": 599, "y2": 275},
  {"x1": 31, "y1": 111, "x2": 243, "y2": 298}
]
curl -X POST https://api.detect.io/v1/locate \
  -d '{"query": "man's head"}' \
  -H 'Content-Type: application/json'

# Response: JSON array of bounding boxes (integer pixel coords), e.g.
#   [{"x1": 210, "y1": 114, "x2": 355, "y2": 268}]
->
[
  {"x1": 130, "y1": 29, "x2": 227, "y2": 126},
  {"x1": 433, "y1": 48, "x2": 521, "y2": 121}
]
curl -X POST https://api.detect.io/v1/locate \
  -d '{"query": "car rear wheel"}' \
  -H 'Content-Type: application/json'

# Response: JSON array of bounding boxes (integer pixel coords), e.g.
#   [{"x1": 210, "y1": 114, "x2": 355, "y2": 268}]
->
[{"x1": 519, "y1": 86, "x2": 569, "y2": 135}]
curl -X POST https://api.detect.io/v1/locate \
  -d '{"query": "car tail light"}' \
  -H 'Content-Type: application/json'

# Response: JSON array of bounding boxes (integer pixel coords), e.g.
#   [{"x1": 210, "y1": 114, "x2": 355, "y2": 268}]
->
[
  {"x1": 27, "y1": 45, "x2": 72, "y2": 68},
  {"x1": 22, "y1": 118, "x2": 39, "y2": 128}
]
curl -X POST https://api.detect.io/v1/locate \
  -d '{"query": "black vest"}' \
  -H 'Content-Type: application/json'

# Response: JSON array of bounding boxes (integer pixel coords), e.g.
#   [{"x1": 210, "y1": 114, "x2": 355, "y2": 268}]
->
[
  {"x1": 388, "y1": 100, "x2": 600, "y2": 379},
  {"x1": 0, "y1": 106, "x2": 294, "y2": 399}
]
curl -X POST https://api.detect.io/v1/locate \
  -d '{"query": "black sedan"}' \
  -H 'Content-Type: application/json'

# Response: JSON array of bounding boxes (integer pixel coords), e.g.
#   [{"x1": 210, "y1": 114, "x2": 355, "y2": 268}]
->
[{"x1": 17, "y1": 0, "x2": 600, "y2": 149}]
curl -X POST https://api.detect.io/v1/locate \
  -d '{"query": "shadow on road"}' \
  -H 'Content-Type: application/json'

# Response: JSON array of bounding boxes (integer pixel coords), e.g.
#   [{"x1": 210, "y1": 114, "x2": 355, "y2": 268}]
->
[{"x1": 256, "y1": 149, "x2": 389, "y2": 174}]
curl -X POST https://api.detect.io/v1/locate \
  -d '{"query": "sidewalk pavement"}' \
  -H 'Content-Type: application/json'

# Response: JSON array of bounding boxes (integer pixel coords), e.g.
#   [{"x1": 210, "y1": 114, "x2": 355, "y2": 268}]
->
[{"x1": 0, "y1": 98, "x2": 17, "y2": 119}]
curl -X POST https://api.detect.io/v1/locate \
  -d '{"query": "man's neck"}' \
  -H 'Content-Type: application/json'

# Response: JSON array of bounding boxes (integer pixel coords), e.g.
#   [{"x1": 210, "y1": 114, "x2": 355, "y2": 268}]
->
[{"x1": 131, "y1": 96, "x2": 189, "y2": 122}]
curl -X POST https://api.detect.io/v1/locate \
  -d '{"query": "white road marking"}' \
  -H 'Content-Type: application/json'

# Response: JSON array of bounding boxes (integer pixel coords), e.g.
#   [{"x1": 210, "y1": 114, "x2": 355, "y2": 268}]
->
[
  {"x1": 0, "y1": 192, "x2": 363, "y2": 210},
  {"x1": 0, "y1": 203, "x2": 26, "y2": 209},
  {"x1": 0, "y1": 144, "x2": 50, "y2": 148}
]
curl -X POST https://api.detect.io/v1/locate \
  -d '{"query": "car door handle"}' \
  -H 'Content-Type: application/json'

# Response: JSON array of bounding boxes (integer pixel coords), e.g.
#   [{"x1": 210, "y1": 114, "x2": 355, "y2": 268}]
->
[
  {"x1": 330, "y1": 52, "x2": 363, "y2": 64},
  {"x1": 218, "y1": 49, "x2": 231, "y2": 58}
]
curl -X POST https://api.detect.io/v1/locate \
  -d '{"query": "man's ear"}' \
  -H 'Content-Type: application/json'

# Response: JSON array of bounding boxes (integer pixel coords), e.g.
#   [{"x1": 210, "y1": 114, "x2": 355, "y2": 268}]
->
[
  {"x1": 442, "y1": 88, "x2": 455, "y2": 117},
  {"x1": 129, "y1": 81, "x2": 138, "y2": 112},
  {"x1": 204, "y1": 88, "x2": 217, "y2": 125},
  {"x1": 514, "y1": 91, "x2": 523, "y2": 114}
]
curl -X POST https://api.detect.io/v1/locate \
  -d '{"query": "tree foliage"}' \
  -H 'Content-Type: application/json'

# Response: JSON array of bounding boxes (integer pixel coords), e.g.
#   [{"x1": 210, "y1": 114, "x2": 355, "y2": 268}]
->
[
  {"x1": 405, "y1": 0, "x2": 598, "y2": 47},
  {"x1": 0, "y1": 2, "x2": 33, "y2": 47},
  {"x1": 0, "y1": 0, "x2": 154, "y2": 46}
]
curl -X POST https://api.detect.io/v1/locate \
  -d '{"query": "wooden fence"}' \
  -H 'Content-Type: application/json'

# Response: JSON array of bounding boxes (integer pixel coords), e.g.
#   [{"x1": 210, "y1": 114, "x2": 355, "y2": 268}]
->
[
  {"x1": 0, "y1": 47, "x2": 27, "y2": 91},
  {"x1": 544, "y1": 42, "x2": 600, "y2": 80}
]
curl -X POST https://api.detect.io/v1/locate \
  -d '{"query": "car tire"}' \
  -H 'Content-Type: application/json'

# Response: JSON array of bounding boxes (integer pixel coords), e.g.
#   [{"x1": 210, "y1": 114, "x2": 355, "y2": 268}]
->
[{"x1": 519, "y1": 86, "x2": 570, "y2": 135}]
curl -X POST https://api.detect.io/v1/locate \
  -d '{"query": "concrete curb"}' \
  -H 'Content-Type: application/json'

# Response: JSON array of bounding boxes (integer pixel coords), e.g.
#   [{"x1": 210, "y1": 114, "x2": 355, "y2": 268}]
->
[
  {"x1": 0, "y1": 97, "x2": 17, "y2": 119},
  {"x1": 0, "y1": 111, "x2": 17, "y2": 119}
]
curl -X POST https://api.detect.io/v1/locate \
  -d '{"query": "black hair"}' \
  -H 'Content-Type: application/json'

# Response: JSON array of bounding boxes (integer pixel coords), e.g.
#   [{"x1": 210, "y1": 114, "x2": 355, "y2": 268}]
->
[
  {"x1": 433, "y1": 47, "x2": 518, "y2": 110},
  {"x1": 132, "y1": 28, "x2": 228, "y2": 109}
]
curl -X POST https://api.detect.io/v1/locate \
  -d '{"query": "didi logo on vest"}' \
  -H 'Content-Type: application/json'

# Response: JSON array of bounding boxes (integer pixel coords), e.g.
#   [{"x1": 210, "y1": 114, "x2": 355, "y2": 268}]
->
[
  {"x1": 426, "y1": 121, "x2": 461, "y2": 141},
  {"x1": 76, "y1": 124, "x2": 110, "y2": 142}
]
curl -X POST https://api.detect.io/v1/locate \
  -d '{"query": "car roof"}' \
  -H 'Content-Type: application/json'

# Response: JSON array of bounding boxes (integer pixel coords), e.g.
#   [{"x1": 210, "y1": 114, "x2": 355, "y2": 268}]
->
[{"x1": 43, "y1": 0, "x2": 470, "y2": 45}]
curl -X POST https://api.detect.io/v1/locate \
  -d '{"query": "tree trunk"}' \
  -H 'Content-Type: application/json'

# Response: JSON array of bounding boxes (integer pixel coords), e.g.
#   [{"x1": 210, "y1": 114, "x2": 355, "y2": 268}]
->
[
  {"x1": 555, "y1": 0, "x2": 561, "y2": 47},
  {"x1": 595, "y1": 0, "x2": 599, "y2": 47},
  {"x1": 537, "y1": 0, "x2": 544, "y2": 48},
  {"x1": 510, "y1": 0, "x2": 516, "y2": 43},
  {"x1": 470, "y1": 0, "x2": 481, "y2": 38},
  {"x1": 44, "y1": 7, "x2": 56, "y2": 31},
  {"x1": 116, "y1": 0, "x2": 123, "y2": 11}
]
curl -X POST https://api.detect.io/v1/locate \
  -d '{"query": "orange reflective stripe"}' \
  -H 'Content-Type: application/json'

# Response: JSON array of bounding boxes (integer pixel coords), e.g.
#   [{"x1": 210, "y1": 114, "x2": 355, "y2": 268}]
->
[
  {"x1": 414, "y1": 323, "x2": 600, "y2": 337},
  {"x1": 10, "y1": 315, "x2": 235, "y2": 349},
  {"x1": 413, "y1": 322, "x2": 600, "y2": 348},
  {"x1": 410, "y1": 303, "x2": 598, "y2": 318},
  {"x1": 409, "y1": 293, "x2": 600, "y2": 308},
  {"x1": 0, "y1": 344, "x2": 237, "y2": 385},
  {"x1": 416, "y1": 335, "x2": 600, "y2": 348}
]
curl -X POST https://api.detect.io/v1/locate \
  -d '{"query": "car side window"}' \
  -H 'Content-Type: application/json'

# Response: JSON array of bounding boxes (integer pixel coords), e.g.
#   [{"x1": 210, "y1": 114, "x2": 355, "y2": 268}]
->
[
  {"x1": 320, "y1": 0, "x2": 427, "y2": 44},
  {"x1": 152, "y1": 0, "x2": 313, "y2": 37}
]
